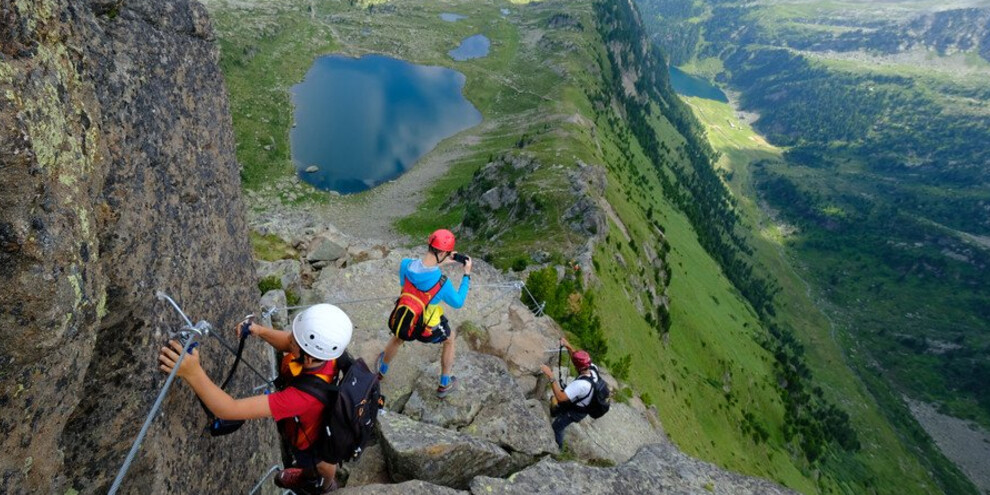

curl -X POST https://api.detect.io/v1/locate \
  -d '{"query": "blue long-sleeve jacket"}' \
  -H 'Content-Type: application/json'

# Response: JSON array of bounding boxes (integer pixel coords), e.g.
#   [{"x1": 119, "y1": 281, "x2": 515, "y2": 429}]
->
[{"x1": 399, "y1": 258, "x2": 470, "y2": 308}]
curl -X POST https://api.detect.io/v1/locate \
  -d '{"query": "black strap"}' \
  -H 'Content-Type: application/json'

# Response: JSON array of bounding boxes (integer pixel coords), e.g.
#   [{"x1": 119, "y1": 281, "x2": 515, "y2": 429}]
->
[
  {"x1": 200, "y1": 324, "x2": 250, "y2": 436},
  {"x1": 572, "y1": 370, "x2": 599, "y2": 407},
  {"x1": 426, "y1": 274, "x2": 448, "y2": 301},
  {"x1": 219, "y1": 328, "x2": 249, "y2": 390},
  {"x1": 291, "y1": 373, "x2": 337, "y2": 405}
]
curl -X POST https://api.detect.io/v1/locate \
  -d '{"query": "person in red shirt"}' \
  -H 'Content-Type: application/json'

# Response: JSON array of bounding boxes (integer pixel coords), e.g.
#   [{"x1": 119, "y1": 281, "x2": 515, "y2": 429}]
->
[{"x1": 159, "y1": 303, "x2": 352, "y2": 494}]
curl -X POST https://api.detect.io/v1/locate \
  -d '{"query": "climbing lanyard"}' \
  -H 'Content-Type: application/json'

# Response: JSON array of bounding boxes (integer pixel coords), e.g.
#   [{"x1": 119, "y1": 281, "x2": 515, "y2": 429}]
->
[{"x1": 200, "y1": 315, "x2": 254, "y2": 436}]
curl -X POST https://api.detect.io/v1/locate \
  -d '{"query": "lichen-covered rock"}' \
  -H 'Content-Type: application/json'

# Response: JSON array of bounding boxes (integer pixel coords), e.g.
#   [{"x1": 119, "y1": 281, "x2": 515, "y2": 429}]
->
[
  {"x1": 339, "y1": 443, "x2": 391, "y2": 488},
  {"x1": 307, "y1": 234, "x2": 348, "y2": 262},
  {"x1": 469, "y1": 443, "x2": 800, "y2": 495},
  {"x1": 475, "y1": 301, "x2": 559, "y2": 378},
  {"x1": 0, "y1": 1, "x2": 277, "y2": 493},
  {"x1": 347, "y1": 243, "x2": 389, "y2": 263},
  {"x1": 378, "y1": 412, "x2": 512, "y2": 489}
]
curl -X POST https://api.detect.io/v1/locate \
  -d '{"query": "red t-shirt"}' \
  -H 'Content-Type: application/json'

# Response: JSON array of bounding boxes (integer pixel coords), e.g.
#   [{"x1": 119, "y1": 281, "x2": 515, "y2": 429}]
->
[{"x1": 268, "y1": 355, "x2": 337, "y2": 450}]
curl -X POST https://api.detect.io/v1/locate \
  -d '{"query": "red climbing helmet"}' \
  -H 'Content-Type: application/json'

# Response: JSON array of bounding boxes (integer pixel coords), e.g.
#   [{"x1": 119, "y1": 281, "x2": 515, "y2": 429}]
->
[
  {"x1": 428, "y1": 229, "x2": 456, "y2": 252},
  {"x1": 571, "y1": 350, "x2": 592, "y2": 371}
]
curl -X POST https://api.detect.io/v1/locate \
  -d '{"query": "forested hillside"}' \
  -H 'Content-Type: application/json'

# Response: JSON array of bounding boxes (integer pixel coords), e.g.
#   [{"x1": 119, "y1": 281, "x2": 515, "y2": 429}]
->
[{"x1": 638, "y1": 0, "x2": 990, "y2": 492}]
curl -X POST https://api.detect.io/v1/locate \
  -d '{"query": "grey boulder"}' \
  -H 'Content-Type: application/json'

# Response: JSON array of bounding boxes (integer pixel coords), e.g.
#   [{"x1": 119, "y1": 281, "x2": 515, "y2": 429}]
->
[
  {"x1": 401, "y1": 351, "x2": 557, "y2": 457},
  {"x1": 378, "y1": 412, "x2": 511, "y2": 489}
]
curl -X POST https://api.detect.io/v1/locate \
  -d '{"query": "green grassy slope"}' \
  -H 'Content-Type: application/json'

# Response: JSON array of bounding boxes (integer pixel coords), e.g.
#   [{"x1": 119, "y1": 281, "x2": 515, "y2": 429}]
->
[
  {"x1": 638, "y1": 1, "x2": 988, "y2": 491},
  {"x1": 681, "y1": 97, "x2": 977, "y2": 495}
]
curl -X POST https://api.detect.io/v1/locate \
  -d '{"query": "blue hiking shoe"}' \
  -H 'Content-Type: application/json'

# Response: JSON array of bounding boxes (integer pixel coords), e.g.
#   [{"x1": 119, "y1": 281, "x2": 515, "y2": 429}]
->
[{"x1": 437, "y1": 376, "x2": 458, "y2": 399}]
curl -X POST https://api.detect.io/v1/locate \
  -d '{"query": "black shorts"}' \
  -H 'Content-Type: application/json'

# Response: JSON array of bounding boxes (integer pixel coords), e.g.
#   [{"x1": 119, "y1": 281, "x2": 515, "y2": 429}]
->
[
  {"x1": 406, "y1": 315, "x2": 452, "y2": 344},
  {"x1": 292, "y1": 445, "x2": 341, "y2": 468}
]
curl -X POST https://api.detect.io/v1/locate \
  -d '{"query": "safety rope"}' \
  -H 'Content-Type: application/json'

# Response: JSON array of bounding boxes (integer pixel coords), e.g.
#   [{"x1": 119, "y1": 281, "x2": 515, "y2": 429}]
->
[
  {"x1": 263, "y1": 280, "x2": 546, "y2": 318},
  {"x1": 209, "y1": 322, "x2": 275, "y2": 389}
]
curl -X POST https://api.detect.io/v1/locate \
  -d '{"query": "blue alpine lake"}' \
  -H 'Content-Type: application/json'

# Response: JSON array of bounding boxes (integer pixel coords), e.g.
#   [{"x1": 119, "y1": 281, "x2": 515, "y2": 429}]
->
[
  {"x1": 449, "y1": 34, "x2": 491, "y2": 61},
  {"x1": 668, "y1": 66, "x2": 728, "y2": 102},
  {"x1": 289, "y1": 55, "x2": 482, "y2": 194},
  {"x1": 440, "y1": 12, "x2": 467, "y2": 22}
]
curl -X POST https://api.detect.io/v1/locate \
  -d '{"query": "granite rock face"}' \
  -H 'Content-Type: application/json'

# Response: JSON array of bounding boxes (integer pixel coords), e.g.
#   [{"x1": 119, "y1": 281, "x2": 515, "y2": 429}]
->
[
  {"x1": 338, "y1": 479, "x2": 467, "y2": 495},
  {"x1": 0, "y1": 1, "x2": 278, "y2": 493},
  {"x1": 567, "y1": 402, "x2": 667, "y2": 464}
]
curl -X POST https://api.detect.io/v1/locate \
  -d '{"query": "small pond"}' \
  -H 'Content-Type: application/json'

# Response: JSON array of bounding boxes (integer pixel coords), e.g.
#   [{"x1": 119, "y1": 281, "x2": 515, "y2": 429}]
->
[
  {"x1": 449, "y1": 34, "x2": 491, "y2": 61},
  {"x1": 289, "y1": 55, "x2": 482, "y2": 194},
  {"x1": 668, "y1": 66, "x2": 728, "y2": 102},
  {"x1": 440, "y1": 12, "x2": 467, "y2": 22}
]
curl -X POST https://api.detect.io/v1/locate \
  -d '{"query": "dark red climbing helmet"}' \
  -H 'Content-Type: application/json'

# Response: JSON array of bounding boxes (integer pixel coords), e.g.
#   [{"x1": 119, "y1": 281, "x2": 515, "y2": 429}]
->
[
  {"x1": 428, "y1": 229, "x2": 456, "y2": 252},
  {"x1": 571, "y1": 350, "x2": 592, "y2": 371}
]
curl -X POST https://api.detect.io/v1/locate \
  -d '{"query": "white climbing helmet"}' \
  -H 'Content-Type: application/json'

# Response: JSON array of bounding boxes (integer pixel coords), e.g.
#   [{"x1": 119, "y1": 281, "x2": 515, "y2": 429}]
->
[{"x1": 291, "y1": 303, "x2": 352, "y2": 361}]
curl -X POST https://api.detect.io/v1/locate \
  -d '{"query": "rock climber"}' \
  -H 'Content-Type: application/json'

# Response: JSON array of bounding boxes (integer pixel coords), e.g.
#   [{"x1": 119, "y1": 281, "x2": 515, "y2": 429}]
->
[
  {"x1": 376, "y1": 228, "x2": 472, "y2": 398},
  {"x1": 159, "y1": 303, "x2": 352, "y2": 494}
]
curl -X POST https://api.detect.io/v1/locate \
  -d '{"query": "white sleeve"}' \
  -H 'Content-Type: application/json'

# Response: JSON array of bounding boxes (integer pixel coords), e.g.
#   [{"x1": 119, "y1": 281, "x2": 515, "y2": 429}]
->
[{"x1": 563, "y1": 379, "x2": 593, "y2": 405}]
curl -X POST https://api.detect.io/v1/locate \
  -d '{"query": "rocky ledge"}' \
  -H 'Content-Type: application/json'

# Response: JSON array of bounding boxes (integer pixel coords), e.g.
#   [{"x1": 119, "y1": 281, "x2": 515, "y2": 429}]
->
[{"x1": 250, "y1": 224, "x2": 799, "y2": 495}]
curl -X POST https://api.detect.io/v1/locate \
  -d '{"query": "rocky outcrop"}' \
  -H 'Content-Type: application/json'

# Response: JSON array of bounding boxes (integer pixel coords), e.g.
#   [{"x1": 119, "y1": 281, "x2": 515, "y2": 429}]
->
[
  {"x1": 470, "y1": 443, "x2": 800, "y2": 495},
  {"x1": 567, "y1": 401, "x2": 666, "y2": 464},
  {"x1": 339, "y1": 479, "x2": 466, "y2": 495},
  {"x1": 0, "y1": 1, "x2": 277, "y2": 493},
  {"x1": 256, "y1": 258, "x2": 303, "y2": 294},
  {"x1": 379, "y1": 413, "x2": 512, "y2": 488},
  {"x1": 400, "y1": 353, "x2": 557, "y2": 458},
  {"x1": 450, "y1": 153, "x2": 608, "y2": 265},
  {"x1": 340, "y1": 443, "x2": 800, "y2": 495}
]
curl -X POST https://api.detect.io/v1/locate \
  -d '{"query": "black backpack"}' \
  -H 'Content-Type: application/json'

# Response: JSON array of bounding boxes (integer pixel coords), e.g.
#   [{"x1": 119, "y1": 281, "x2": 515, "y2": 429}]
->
[
  {"x1": 576, "y1": 365, "x2": 611, "y2": 419},
  {"x1": 291, "y1": 357, "x2": 385, "y2": 463}
]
